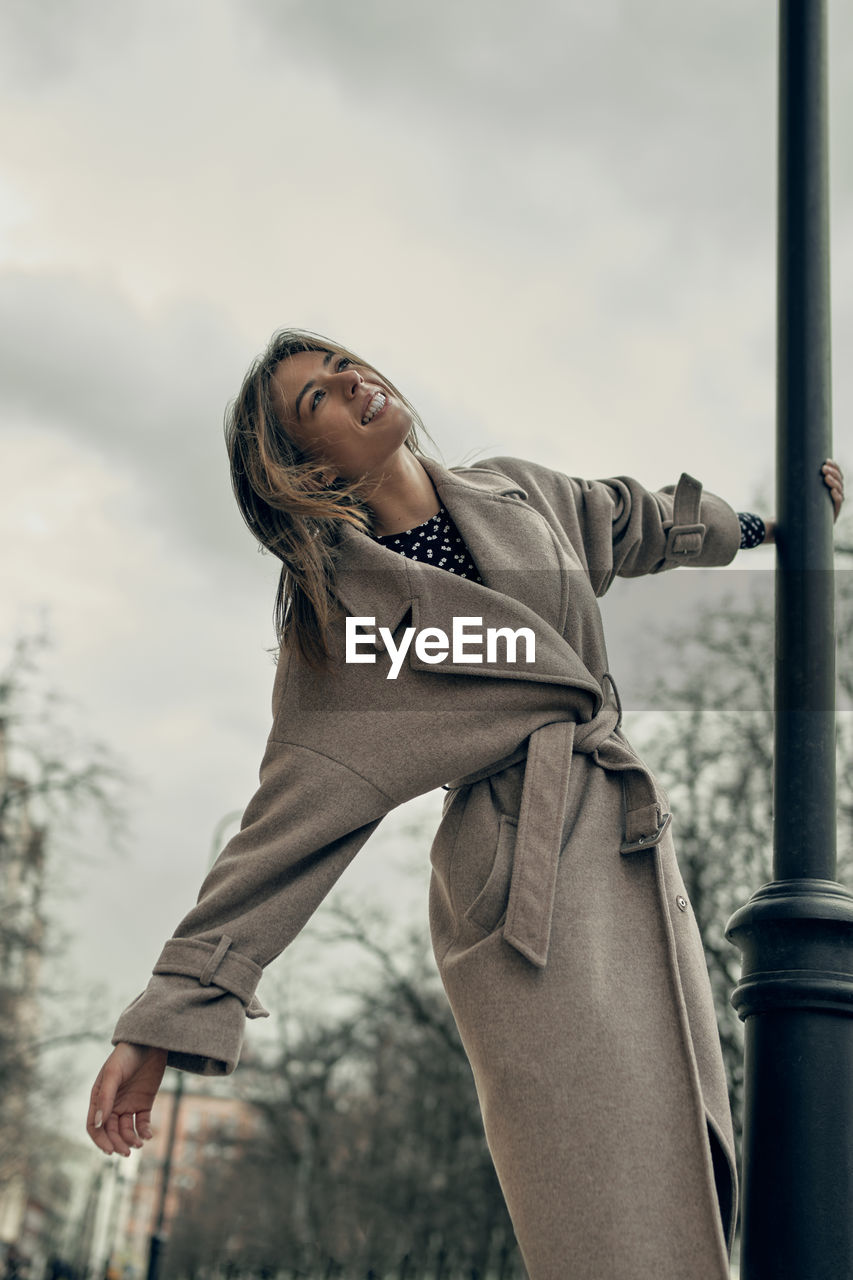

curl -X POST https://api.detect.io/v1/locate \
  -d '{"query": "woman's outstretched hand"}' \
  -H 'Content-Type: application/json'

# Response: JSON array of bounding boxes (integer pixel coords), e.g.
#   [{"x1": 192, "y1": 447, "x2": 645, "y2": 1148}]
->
[
  {"x1": 761, "y1": 459, "x2": 844, "y2": 546},
  {"x1": 87, "y1": 1042, "x2": 168, "y2": 1156}
]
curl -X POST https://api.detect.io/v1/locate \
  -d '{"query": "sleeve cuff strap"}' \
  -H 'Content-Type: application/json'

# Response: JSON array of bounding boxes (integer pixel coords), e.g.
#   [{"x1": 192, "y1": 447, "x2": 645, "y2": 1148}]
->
[
  {"x1": 663, "y1": 473, "x2": 706, "y2": 562},
  {"x1": 154, "y1": 937, "x2": 269, "y2": 1016}
]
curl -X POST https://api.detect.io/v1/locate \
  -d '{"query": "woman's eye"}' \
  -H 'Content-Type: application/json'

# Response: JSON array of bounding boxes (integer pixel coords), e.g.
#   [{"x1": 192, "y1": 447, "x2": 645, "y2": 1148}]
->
[{"x1": 311, "y1": 358, "x2": 351, "y2": 411}]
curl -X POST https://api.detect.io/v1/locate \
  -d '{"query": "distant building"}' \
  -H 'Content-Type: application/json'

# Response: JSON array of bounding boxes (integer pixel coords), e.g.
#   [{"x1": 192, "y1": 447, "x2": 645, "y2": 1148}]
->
[{"x1": 114, "y1": 1070, "x2": 262, "y2": 1280}]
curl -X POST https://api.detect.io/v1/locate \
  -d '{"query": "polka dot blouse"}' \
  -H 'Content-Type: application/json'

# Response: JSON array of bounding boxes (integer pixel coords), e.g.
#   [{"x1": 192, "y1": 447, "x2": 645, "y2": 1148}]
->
[
  {"x1": 737, "y1": 512, "x2": 766, "y2": 549},
  {"x1": 373, "y1": 505, "x2": 766, "y2": 578},
  {"x1": 373, "y1": 505, "x2": 483, "y2": 582}
]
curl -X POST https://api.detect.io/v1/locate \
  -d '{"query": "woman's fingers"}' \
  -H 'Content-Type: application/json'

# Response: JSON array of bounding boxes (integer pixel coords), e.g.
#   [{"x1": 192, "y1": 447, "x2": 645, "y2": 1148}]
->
[
  {"x1": 821, "y1": 459, "x2": 843, "y2": 490},
  {"x1": 118, "y1": 1110, "x2": 143, "y2": 1151},
  {"x1": 104, "y1": 1111, "x2": 133, "y2": 1158},
  {"x1": 86, "y1": 1044, "x2": 168, "y2": 1156},
  {"x1": 821, "y1": 459, "x2": 844, "y2": 521},
  {"x1": 136, "y1": 1108, "x2": 154, "y2": 1141},
  {"x1": 87, "y1": 1066, "x2": 116, "y2": 1154},
  {"x1": 87, "y1": 1060, "x2": 122, "y2": 1153}
]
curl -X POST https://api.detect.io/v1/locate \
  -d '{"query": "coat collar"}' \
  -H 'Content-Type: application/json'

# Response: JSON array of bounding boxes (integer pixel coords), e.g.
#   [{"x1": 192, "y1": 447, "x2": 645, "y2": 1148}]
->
[
  {"x1": 332, "y1": 454, "x2": 526, "y2": 623},
  {"x1": 330, "y1": 454, "x2": 601, "y2": 707}
]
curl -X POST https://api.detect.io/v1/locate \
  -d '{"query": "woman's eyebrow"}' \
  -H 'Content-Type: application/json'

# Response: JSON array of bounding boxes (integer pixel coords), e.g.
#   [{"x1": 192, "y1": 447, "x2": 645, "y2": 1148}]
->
[{"x1": 295, "y1": 351, "x2": 334, "y2": 419}]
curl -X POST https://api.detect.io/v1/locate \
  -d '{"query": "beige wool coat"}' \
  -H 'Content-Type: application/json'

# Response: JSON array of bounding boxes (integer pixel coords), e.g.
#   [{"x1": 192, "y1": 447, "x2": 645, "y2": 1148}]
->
[{"x1": 114, "y1": 453, "x2": 742, "y2": 1280}]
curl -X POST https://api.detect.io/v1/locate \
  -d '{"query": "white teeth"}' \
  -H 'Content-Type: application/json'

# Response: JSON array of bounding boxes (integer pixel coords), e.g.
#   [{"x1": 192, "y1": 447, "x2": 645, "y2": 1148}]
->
[{"x1": 362, "y1": 391, "x2": 386, "y2": 424}]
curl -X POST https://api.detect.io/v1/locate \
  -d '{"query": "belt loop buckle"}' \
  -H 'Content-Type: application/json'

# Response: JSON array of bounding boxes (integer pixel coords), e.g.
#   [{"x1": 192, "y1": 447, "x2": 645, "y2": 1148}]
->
[
  {"x1": 667, "y1": 523, "x2": 705, "y2": 558},
  {"x1": 620, "y1": 811, "x2": 672, "y2": 854}
]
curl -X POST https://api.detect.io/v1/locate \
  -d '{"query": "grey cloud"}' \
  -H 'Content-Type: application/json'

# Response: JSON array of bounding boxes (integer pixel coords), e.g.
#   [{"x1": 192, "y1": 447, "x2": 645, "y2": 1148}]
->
[
  {"x1": 0, "y1": 272, "x2": 487, "y2": 559},
  {"x1": 247, "y1": 1, "x2": 772, "y2": 239},
  {"x1": 0, "y1": 0, "x2": 140, "y2": 88},
  {"x1": 7, "y1": 0, "x2": 852, "y2": 281},
  {"x1": 0, "y1": 270, "x2": 256, "y2": 562},
  {"x1": 246, "y1": 0, "x2": 853, "y2": 253}
]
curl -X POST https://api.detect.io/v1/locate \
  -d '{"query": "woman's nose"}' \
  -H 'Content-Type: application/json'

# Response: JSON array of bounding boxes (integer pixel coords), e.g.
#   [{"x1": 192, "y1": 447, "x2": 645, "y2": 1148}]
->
[{"x1": 337, "y1": 367, "x2": 363, "y2": 397}]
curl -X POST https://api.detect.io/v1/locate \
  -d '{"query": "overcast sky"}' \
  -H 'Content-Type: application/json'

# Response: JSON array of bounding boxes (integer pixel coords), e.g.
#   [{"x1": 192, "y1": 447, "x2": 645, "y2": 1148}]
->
[{"x1": 1, "y1": 0, "x2": 851, "y2": 1120}]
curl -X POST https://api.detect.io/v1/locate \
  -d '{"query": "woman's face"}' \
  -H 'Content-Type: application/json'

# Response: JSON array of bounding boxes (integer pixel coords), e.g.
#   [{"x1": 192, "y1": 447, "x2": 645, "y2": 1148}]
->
[{"x1": 270, "y1": 349, "x2": 413, "y2": 483}]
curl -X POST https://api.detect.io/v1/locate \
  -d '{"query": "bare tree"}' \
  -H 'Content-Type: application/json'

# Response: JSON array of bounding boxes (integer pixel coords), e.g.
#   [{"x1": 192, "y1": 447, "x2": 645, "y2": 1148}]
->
[
  {"x1": 0, "y1": 631, "x2": 127, "y2": 1204},
  {"x1": 626, "y1": 529, "x2": 852, "y2": 1151},
  {"x1": 163, "y1": 911, "x2": 524, "y2": 1280}
]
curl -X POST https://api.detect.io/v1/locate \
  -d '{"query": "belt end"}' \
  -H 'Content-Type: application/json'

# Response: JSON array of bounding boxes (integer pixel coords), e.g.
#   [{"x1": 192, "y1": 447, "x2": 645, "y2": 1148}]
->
[{"x1": 503, "y1": 923, "x2": 549, "y2": 969}]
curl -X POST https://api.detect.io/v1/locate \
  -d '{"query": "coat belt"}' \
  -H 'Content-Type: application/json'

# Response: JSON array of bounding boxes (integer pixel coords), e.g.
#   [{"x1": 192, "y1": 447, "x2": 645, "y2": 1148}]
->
[{"x1": 443, "y1": 677, "x2": 671, "y2": 969}]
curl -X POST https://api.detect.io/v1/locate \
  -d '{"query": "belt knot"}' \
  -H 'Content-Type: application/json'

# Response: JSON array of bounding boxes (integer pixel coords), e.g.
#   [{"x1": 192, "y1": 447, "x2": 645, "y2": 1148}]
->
[{"x1": 447, "y1": 674, "x2": 671, "y2": 970}]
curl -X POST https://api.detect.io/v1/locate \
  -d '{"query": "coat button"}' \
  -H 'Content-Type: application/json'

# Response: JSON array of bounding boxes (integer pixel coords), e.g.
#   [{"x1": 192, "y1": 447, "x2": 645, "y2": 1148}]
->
[{"x1": 676, "y1": 895, "x2": 688, "y2": 912}]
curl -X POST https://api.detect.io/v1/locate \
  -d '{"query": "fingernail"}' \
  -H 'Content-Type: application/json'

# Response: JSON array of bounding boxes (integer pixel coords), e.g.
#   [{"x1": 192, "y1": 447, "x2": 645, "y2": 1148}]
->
[{"x1": 95, "y1": 1110, "x2": 103, "y2": 1129}]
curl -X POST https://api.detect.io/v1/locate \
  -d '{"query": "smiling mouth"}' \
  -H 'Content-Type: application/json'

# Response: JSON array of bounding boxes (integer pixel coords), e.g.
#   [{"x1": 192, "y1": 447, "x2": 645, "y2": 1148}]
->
[{"x1": 362, "y1": 390, "x2": 387, "y2": 424}]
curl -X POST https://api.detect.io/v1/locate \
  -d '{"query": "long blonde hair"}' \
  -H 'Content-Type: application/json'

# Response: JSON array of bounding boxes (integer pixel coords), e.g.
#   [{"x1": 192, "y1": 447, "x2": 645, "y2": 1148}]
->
[{"x1": 225, "y1": 329, "x2": 429, "y2": 667}]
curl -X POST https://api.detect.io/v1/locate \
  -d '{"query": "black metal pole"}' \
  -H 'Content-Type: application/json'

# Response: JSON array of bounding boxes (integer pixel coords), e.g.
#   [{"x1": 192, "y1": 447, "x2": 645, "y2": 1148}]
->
[
  {"x1": 774, "y1": 0, "x2": 836, "y2": 879},
  {"x1": 145, "y1": 1070, "x2": 184, "y2": 1280},
  {"x1": 725, "y1": 4, "x2": 853, "y2": 1278}
]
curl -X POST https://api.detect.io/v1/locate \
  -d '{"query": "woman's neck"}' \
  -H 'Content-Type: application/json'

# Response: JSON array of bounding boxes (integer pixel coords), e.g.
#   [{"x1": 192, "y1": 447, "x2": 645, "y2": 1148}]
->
[{"x1": 364, "y1": 452, "x2": 440, "y2": 537}]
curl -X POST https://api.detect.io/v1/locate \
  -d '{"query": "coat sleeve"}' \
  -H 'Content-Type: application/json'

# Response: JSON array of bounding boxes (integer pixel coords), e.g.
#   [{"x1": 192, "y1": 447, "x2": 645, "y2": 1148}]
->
[
  {"x1": 112, "y1": 736, "x2": 395, "y2": 1076},
  {"x1": 480, "y1": 457, "x2": 742, "y2": 598}
]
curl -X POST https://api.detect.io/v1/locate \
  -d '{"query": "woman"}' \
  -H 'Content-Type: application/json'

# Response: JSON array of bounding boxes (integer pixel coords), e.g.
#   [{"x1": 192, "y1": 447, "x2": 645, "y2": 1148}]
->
[{"x1": 86, "y1": 330, "x2": 845, "y2": 1280}]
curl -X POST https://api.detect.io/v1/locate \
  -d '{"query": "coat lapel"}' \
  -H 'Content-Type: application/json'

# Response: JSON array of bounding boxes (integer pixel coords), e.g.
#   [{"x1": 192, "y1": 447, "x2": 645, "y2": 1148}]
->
[
  {"x1": 331, "y1": 455, "x2": 602, "y2": 708},
  {"x1": 419, "y1": 455, "x2": 573, "y2": 632}
]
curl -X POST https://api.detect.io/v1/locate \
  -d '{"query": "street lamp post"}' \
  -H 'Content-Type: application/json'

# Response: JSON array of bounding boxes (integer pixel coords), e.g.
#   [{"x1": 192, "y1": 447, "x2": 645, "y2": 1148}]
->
[
  {"x1": 725, "y1": 4, "x2": 853, "y2": 1277},
  {"x1": 143, "y1": 813, "x2": 237, "y2": 1280},
  {"x1": 145, "y1": 1070, "x2": 184, "y2": 1280}
]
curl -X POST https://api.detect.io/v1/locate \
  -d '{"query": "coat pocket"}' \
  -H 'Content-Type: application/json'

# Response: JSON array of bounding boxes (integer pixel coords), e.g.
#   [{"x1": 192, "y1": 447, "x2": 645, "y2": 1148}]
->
[{"x1": 464, "y1": 814, "x2": 518, "y2": 936}]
